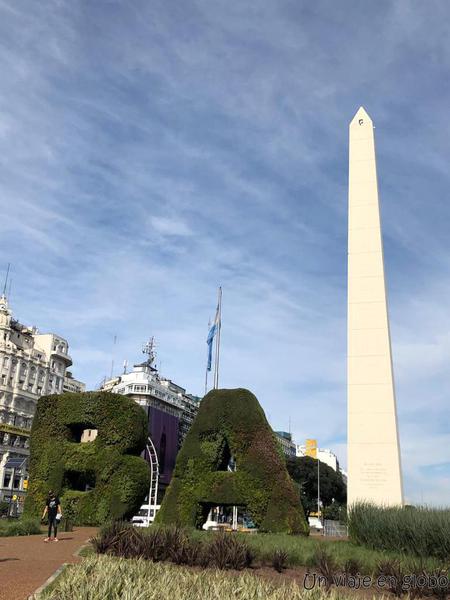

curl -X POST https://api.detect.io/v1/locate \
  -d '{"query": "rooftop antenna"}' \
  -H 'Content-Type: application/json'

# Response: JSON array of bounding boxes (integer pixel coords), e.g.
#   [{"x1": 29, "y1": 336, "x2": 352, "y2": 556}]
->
[
  {"x1": 7, "y1": 278, "x2": 12, "y2": 303},
  {"x1": 2, "y1": 263, "x2": 10, "y2": 297},
  {"x1": 143, "y1": 337, "x2": 156, "y2": 367}
]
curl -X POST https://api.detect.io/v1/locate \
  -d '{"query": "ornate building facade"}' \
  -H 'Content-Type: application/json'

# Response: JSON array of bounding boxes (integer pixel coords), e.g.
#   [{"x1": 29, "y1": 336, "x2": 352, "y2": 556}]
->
[{"x1": 0, "y1": 294, "x2": 82, "y2": 510}]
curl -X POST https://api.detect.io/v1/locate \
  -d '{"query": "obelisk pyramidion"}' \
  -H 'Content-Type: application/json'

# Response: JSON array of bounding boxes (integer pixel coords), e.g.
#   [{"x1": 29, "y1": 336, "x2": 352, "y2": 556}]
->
[{"x1": 347, "y1": 107, "x2": 404, "y2": 506}]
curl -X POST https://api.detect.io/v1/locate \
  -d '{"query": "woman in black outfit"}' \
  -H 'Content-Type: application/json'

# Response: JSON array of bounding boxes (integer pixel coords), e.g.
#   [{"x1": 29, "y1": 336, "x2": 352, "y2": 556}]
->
[{"x1": 42, "y1": 490, "x2": 62, "y2": 542}]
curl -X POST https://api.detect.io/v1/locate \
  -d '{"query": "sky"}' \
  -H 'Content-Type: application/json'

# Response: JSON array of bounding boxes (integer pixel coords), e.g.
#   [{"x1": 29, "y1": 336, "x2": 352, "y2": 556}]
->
[{"x1": 1, "y1": 0, "x2": 449, "y2": 505}]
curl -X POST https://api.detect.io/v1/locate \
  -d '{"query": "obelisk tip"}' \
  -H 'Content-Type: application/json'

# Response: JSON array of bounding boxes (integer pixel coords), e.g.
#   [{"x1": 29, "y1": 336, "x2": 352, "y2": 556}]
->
[{"x1": 350, "y1": 106, "x2": 373, "y2": 127}]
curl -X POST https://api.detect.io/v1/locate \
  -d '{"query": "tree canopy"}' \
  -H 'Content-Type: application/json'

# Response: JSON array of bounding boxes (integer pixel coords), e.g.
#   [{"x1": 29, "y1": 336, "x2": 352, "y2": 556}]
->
[{"x1": 286, "y1": 455, "x2": 346, "y2": 517}]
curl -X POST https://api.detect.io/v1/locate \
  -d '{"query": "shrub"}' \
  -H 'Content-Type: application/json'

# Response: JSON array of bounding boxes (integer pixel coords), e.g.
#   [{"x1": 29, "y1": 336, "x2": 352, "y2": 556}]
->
[
  {"x1": 344, "y1": 558, "x2": 361, "y2": 576},
  {"x1": 348, "y1": 502, "x2": 450, "y2": 560},
  {"x1": 0, "y1": 517, "x2": 41, "y2": 537},
  {"x1": 24, "y1": 391, "x2": 150, "y2": 526},
  {"x1": 376, "y1": 559, "x2": 405, "y2": 597},
  {"x1": 271, "y1": 549, "x2": 288, "y2": 572},
  {"x1": 0, "y1": 501, "x2": 9, "y2": 516},
  {"x1": 313, "y1": 545, "x2": 338, "y2": 591},
  {"x1": 91, "y1": 524, "x2": 254, "y2": 571},
  {"x1": 204, "y1": 531, "x2": 254, "y2": 570},
  {"x1": 156, "y1": 388, "x2": 308, "y2": 534}
]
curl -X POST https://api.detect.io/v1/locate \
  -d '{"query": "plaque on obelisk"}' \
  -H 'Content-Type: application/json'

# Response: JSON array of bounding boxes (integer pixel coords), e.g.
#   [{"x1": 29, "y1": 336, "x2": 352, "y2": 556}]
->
[{"x1": 347, "y1": 107, "x2": 403, "y2": 506}]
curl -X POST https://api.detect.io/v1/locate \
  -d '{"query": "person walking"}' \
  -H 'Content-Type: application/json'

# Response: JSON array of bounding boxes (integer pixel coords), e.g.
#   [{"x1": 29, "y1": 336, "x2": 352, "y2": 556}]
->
[{"x1": 42, "y1": 490, "x2": 62, "y2": 542}]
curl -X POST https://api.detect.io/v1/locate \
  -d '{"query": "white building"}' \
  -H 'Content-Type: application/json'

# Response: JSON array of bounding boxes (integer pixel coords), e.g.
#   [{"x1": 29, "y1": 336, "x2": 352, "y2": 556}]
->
[
  {"x1": 100, "y1": 349, "x2": 200, "y2": 450},
  {"x1": 99, "y1": 339, "x2": 201, "y2": 501},
  {"x1": 0, "y1": 295, "x2": 83, "y2": 509},
  {"x1": 296, "y1": 444, "x2": 340, "y2": 472},
  {"x1": 63, "y1": 371, "x2": 86, "y2": 394}
]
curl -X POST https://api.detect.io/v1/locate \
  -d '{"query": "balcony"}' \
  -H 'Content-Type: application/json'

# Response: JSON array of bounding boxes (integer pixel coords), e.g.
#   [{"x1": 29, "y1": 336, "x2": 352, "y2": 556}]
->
[
  {"x1": 51, "y1": 349, "x2": 73, "y2": 367},
  {"x1": 0, "y1": 423, "x2": 31, "y2": 437}
]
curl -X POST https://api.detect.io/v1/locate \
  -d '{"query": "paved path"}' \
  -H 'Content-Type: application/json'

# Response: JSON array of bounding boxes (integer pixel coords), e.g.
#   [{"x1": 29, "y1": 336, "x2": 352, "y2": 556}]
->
[{"x1": 0, "y1": 527, "x2": 97, "y2": 600}]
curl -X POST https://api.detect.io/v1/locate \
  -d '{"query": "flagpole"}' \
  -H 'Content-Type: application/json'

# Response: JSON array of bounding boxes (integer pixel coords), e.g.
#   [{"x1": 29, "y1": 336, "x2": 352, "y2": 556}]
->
[
  {"x1": 213, "y1": 287, "x2": 222, "y2": 389},
  {"x1": 204, "y1": 346, "x2": 209, "y2": 396}
]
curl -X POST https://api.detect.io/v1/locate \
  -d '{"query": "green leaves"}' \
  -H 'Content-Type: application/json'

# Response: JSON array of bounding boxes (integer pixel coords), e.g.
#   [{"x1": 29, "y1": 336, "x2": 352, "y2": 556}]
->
[{"x1": 157, "y1": 388, "x2": 308, "y2": 534}]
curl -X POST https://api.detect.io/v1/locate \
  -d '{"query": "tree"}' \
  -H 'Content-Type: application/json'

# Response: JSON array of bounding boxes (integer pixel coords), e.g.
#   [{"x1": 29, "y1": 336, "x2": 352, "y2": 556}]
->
[{"x1": 286, "y1": 456, "x2": 346, "y2": 518}]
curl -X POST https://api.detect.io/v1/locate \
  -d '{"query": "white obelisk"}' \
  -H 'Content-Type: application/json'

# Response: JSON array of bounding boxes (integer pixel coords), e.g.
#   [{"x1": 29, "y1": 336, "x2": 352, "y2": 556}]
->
[{"x1": 347, "y1": 107, "x2": 403, "y2": 507}]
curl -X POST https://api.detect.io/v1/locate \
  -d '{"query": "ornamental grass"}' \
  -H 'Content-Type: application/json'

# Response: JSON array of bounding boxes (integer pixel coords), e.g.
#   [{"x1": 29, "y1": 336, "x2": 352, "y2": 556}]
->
[{"x1": 348, "y1": 503, "x2": 450, "y2": 560}]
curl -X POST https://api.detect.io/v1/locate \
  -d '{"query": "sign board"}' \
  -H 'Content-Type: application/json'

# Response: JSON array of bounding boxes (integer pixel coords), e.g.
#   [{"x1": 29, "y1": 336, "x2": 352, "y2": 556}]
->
[{"x1": 305, "y1": 439, "x2": 317, "y2": 459}]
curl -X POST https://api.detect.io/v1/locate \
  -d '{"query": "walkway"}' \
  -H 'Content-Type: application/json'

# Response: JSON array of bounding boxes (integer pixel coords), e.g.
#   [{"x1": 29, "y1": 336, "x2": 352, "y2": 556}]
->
[{"x1": 0, "y1": 527, "x2": 97, "y2": 600}]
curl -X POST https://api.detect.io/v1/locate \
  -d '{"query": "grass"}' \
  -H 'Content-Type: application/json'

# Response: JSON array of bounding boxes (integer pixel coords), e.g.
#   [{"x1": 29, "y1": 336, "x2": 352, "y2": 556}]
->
[
  {"x1": 348, "y1": 503, "x2": 450, "y2": 560},
  {"x1": 188, "y1": 529, "x2": 444, "y2": 574},
  {"x1": 41, "y1": 554, "x2": 366, "y2": 600},
  {"x1": 0, "y1": 517, "x2": 41, "y2": 536}
]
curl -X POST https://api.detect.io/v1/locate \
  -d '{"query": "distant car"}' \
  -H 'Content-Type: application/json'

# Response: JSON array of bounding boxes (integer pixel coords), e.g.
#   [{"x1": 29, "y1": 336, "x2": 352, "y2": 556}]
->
[
  {"x1": 131, "y1": 504, "x2": 160, "y2": 527},
  {"x1": 308, "y1": 516, "x2": 323, "y2": 530}
]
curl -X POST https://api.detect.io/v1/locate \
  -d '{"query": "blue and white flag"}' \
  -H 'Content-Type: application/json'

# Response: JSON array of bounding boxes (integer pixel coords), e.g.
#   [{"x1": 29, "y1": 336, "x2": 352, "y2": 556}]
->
[{"x1": 206, "y1": 302, "x2": 220, "y2": 371}]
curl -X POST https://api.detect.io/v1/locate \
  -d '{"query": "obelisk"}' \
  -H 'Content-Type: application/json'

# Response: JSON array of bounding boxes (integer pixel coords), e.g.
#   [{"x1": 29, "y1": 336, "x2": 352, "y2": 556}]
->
[{"x1": 347, "y1": 107, "x2": 403, "y2": 506}]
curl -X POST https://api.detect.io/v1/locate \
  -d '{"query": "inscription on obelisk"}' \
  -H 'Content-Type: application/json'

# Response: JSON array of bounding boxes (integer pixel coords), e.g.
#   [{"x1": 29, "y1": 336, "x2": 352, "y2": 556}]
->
[{"x1": 347, "y1": 107, "x2": 403, "y2": 506}]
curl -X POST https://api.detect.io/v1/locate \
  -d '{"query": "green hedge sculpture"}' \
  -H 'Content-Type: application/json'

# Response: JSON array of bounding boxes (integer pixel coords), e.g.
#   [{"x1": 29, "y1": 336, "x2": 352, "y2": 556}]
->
[
  {"x1": 24, "y1": 391, "x2": 150, "y2": 525},
  {"x1": 156, "y1": 388, "x2": 309, "y2": 534}
]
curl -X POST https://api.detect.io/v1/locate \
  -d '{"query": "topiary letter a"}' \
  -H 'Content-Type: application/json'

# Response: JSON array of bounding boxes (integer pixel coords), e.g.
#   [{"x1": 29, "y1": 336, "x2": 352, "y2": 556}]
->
[{"x1": 156, "y1": 388, "x2": 308, "y2": 534}]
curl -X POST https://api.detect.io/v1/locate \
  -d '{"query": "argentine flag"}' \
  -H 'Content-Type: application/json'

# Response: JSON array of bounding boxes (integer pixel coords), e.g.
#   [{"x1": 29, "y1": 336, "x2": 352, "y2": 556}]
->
[{"x1": 206, "y1": 303, "x2": 220, "y2": 371}]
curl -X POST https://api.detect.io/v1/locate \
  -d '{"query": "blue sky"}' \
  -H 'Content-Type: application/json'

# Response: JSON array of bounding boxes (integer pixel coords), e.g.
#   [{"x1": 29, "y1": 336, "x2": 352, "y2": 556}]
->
[{"x1": 1, "y1": 1, "x2": 449, "y2": 504}]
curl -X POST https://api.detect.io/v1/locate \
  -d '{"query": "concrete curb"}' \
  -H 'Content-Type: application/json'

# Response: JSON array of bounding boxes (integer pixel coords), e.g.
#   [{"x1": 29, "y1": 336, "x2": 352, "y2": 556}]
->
[
  {"x1": 72, "y1": 538, "x2": 92, "y2": 557},
  {"x1": 28, "y1": 563, "x2": 69, "y2": 599},
  {"x1": 27, "y1": 538, "x2": 92, "y2": 599}
]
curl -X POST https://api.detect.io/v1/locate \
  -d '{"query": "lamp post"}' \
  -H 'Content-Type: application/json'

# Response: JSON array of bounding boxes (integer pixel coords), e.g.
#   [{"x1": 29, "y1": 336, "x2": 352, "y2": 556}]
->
[{"x1": 317, "y1": 458, "x2": 321, "y2": 523}]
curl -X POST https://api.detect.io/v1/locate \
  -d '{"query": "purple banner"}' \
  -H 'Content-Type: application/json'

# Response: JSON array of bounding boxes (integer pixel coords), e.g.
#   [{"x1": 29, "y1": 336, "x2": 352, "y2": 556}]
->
[{"x1": 147, "y1": 406, "x2": 179, "y2": 488}]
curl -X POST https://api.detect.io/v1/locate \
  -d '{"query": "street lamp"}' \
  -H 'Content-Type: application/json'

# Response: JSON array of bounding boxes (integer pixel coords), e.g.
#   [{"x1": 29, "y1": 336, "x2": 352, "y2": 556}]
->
[{"x1": 317, "y1": 457, "x2": 320, "y2": 522}]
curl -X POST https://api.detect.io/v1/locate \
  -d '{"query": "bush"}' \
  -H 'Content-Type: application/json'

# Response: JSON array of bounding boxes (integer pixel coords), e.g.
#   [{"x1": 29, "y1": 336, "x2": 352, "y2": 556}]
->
[
  {"x1": 271, "y1": 549, "x2": 288, "y2": 572},
  {"x1": 0, "y1": 501, "x2": 9, "y2": 516},
  {"x1": 24, "y1": 391, "x2": 150, "y2": 526},
  {"x1": 91, "y1": 523, "x2": 254, "y2": 570},
  {"x1": 313, "y1": 545, "x2": 338, "y2": 591},
  {"x1": 0, "y1": 517, "x2": 41, "y2": 537},
  {"x1": 204, "y1": 531, "x2": 254, "y2": 570},
  {"x1": 343, "y1": 558, "x2": 361, "y2": 576},
  {"x1": 156, "y1": 388, "x2": 308, "y2": 534},
  {"x1": 348, "y1": 502, "x2": 450, "y2": 560},
  {"x1": 376, "y1": 559, "x2": 405, "y2": 597}
]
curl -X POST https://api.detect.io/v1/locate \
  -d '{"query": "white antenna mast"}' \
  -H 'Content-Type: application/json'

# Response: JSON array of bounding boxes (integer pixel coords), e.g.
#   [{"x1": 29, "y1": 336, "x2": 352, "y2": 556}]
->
[
  {"x1": 2, "y1": 263, "x2": 10, "y2": 297},
  {"x1": 143, "y1": 337, "x2": 156, "y2": 367}
]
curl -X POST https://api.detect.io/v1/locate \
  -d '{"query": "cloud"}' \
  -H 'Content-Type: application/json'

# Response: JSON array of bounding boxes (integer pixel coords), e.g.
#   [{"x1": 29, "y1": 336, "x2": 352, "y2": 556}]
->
[{"x1": 150, "y1": 216, "x2": 193, "y2": 237}]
